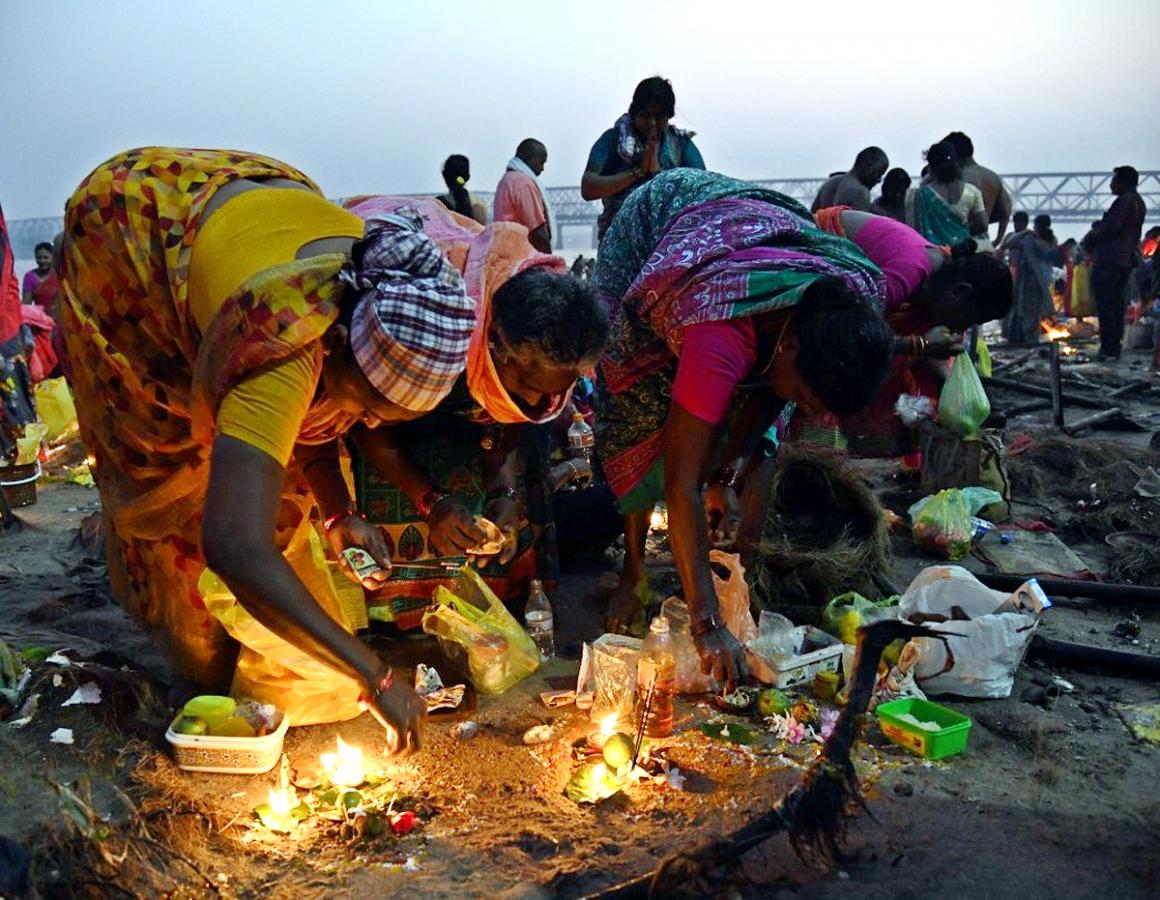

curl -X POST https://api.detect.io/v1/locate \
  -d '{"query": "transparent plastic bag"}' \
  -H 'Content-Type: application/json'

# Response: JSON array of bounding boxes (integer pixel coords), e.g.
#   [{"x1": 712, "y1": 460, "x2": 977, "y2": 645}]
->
[
  {"x1": 660, "y1": 597, "x2": 716, "y2": 695},
  {"x1": 908, "y1": 487, "x2": 1001, "y2": 560},
  {"x1": 938, "y1": 353, "x2": 990, "y2": 437},
  {"x1": 423, "y1": 567, "x2": 540, "y2": 695}
]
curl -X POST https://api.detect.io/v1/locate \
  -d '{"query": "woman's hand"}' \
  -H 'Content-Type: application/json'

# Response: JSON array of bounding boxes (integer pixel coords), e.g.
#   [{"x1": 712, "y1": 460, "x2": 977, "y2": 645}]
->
[
  {"x1": 703, "y1": 482, "x2": 741, "y2": 547},
  {"x1": 427, "y1": 496, "x2": 485, "y2": 556},
  {"x1": 642, "y1": 136, "x2": 662, "y2": 175},
  {"x1": 694, "y1": 626, "x2": 749, "y2": 689},
  {"x1": 922, "y1": 326, "x2": 964, "y2": 360},
  {"x1": 483, "y1": 495, "x2": 520, "y2": 565},
  {"x1": 364, "y1": 678, "x2": 426, "y2": 755},
  {"x1": 326, "y1": 515, "x2": 392, "y2": 590}
]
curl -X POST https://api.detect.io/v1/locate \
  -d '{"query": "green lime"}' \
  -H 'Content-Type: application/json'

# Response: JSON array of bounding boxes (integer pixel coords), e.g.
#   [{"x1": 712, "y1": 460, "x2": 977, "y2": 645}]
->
[
  {"x1": 175, "y1": 716, "x2": 209, "y2": 735},
  {"x1": 602, "y1": 733, "x2": 634, "y2": 771},
  {"x1": 757, "y1": 689, "x2": 791, "y2": 718}
]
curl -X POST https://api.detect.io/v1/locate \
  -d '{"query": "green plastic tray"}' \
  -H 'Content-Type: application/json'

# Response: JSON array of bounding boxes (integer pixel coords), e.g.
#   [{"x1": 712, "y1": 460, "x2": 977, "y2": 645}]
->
[{"x1": 876, "y1": 697, "x2": 972, "y2": 760}]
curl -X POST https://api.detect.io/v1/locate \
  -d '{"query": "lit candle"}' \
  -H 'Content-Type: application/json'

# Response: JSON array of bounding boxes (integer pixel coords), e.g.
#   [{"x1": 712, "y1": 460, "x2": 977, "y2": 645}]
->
[
  {"x1": 587, "y1": 712, "x2": 620, "y2": 750},
  {"x1": 320, "y1": 735, "x2": 365, "y2": 787}
]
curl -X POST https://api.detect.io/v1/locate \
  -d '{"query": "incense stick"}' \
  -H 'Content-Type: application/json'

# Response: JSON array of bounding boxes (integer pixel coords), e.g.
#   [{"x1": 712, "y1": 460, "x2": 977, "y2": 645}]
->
[{"x1": 632, "y1": 671, "x2": 656, "y2": 768}]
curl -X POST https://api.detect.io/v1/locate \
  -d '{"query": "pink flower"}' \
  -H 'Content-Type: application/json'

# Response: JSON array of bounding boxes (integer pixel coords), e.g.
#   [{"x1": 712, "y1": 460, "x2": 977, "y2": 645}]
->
[
  {"x1": 784, "y1": 716, "x2": 806, "y2": 745},
  {"x1": 819, "y1": 708, "x2": 840, "y2": 740}
]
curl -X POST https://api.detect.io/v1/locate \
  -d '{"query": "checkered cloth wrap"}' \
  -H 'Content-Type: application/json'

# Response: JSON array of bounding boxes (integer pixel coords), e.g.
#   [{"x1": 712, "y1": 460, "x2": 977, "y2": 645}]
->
[{"x1": 342, "y1": 210, "x2": 475, "y2": 412}]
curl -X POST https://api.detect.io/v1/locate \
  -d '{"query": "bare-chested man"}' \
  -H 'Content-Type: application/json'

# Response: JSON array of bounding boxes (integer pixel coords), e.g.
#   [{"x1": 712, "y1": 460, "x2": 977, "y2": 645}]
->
[
  {"x1": 942, "y1": 132, "x2": 1012, "y2": 244},
  {"x1": 812, "y1": 147, "x2": 889, "y2": 212}
]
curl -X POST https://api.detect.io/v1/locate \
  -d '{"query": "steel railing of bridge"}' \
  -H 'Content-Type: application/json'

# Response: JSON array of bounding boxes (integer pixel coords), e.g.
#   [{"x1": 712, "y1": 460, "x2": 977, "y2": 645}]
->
[{"x1": 7, "y1": 171, "x2": 1157, "y2": 255}]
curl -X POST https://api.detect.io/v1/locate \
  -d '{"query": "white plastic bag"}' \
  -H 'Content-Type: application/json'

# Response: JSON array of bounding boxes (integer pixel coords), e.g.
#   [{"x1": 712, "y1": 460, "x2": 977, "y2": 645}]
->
[{"x1": 898, "y1": 566, "x2": 1051, "y2": 698}]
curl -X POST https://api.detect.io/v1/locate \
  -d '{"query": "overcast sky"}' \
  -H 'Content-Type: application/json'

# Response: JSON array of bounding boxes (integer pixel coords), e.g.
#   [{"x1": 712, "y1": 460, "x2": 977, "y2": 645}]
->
[{"x1": 1, "y1": 0, "x2": 1157, "y2": 221}]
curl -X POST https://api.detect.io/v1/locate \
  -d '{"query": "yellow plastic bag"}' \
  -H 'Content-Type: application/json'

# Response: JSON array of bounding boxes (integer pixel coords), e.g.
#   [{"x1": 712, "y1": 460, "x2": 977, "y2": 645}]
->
[
  {"x1": 423, "y1": 567, "x2": 540, "y2": 694},
  {"x1": 15, "y1": 423, "x2": 47, "y2": 465},
  {"x1": 200, "y1": 519, "x2": 363, "y2": 726},
  {"x1": 34, "y1": 377, "x2": 78, "y2": 442}
]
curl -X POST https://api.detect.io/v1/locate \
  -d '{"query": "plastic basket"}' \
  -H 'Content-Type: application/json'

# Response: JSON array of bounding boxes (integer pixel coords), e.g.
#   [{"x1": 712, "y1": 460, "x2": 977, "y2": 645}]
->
[
  {"x1": 876, "y1": 697, "x2": 972, "y2": 760},
  {"x1": 166, "y1": 710, "x2": 289, "y2": 774},
  {"x1": 765, "y1": 627, "x2": 843, "y2": 688},
  {"x1": 0, "y1": 461, "x2": 40, "y2": 508}
]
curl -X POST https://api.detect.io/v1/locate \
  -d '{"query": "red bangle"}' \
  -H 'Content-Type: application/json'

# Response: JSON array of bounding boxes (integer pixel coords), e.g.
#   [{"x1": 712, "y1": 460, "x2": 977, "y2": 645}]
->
[
  {"x1": 415, "y1": 488, "x2": 451, "y2": 519},
  {"x1": 323, "y1": 505, "x2": 365, "y2": 535},
  {"x1": 358, "y1": 666, "x2": 394, "y2": 706}
]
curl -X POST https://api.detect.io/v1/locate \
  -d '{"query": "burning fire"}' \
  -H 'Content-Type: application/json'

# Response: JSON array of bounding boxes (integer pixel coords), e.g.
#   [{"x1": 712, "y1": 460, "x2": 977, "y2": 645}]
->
[
  {"x1": 649, "y1": 505, "x2": 668, "y2": 531},
  {"x1": 267, "y1": 785, "x2": 293, "y2": 818},
  {"x1": 320, "y1": 735, "x2": 365, "y2": 787},
  {"x1": 588, "y1": 712, "x2": 621, "y2": 749},
  {"x1": 1040, "y1": 320, "x2": 1070, "y2": 341}
]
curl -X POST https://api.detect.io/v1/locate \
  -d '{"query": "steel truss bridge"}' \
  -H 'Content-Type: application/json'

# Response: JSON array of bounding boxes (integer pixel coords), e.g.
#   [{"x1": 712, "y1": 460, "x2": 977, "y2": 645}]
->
[{"x1": 7, "y1": 170, "x2": 1157, "y2": 255}]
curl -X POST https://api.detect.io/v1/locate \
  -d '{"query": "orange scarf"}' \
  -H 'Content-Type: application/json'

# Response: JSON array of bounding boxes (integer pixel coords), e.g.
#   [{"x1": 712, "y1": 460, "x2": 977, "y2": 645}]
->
[{"x1": 466, "y1": 269, "x2": 573, "y2": 425}]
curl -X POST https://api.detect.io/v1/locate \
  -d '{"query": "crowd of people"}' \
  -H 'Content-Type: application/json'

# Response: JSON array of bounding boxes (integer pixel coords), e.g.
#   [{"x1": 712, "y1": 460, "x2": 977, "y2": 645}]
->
[{"x1": 0, "y1": 75, "x2": 1151, "y2": 750}]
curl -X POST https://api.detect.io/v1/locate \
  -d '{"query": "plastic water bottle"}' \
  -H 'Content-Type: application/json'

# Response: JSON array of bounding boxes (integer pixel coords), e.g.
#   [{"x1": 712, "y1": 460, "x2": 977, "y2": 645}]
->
[
  {"x1": 566, "y1": 413, "x2": 594, "y2": 488},
  {"x1": 524, "y1": 579, "x2": 555, "y2": 660},
  {"x1": 636, "y1": 616, "x2": 676, "y2": 737}
]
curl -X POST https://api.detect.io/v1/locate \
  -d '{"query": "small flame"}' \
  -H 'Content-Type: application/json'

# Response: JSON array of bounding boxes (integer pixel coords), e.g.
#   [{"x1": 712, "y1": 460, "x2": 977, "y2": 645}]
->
[
  {"x1": 1040, "y1": 319, "x2": 1070, "y2": 341},
  {"x1": 1060, "y1": 344, "x2": 1076, "y2": 356},
  {"x1": 649, "y1": 506, "x2": 668, "y2": 531},
  {"x1": 320, "y1": 735, "x2": 365, "y2": 787},
  {"x1": 83, "y1": 455, "x2": 96, "y2": 468},
  {"x1": 267, "y1": 786, "x2": 293, "y2": 817},
  {"x1": 599, "y1": 713, "x2": 619, "y2": 739}
]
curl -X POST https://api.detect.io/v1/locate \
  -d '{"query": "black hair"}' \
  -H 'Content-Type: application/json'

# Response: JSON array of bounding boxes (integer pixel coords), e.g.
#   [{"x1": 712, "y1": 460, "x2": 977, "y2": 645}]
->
[
  {"x1": 792, "y1": 277, "x2": 893, "y2": 417},
  {"x1": 1033, "y1": 214, "x2": 1052, "y2": 230},
  {"x1": 1013, "y1": 210, "x2": 1029, "y2": 225},
  {"x1": 926, "y1": 141, "x2": 961, "y2": 183},
  {"x1": 628, "y1": 76, "x2": 676, "y2": 119},
  {"x1": 441, "y1": 154, "x2": 473, "y2": 218},
  {"x1": 34, "y1": 241, "x2": 54, "y2": 256},
  {"x1": 1114, "y1": 166, "x2": 1139, "y2": 189},
  {"x1": 854, "y1": 146, "x2": 888, "y2": 172},
  {"x1": 942, "y1": 131, "x2": 974, "y2": 160},
  {"x1": 928, "y1": 253, "x2": 1014, "y2": 323},
  {"x1": 516, "y1": 138, "x2": 546, "y2": 163},
  {"x1": 492, "y1": 268, "x2": 609, "y2": 367},
  {"x1": 881, "y1": 167, "x2": 911, "y2": 198}
]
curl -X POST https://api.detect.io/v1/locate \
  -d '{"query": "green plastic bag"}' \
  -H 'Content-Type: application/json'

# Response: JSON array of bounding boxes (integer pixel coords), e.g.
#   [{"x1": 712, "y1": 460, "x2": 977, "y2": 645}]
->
[
  {"x1": 822, "y1": 592, "x2": 900, "y2": 643},
  {"x1": 908, "y1": 487, "x2": 1002, "y2": 560},
  {"x1": 938, "y1": 353, "x2": 990, "y2": 436}
]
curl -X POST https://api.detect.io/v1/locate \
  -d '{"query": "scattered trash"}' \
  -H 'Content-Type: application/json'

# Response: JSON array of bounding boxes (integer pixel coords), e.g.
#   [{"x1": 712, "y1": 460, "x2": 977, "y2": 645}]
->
[
  {"x1": 1132, "y1": 467, "x2": 1160, "y2": 498},
  {"x1": 45, "y1": 650, "x2": 79, "y2": 668},
  {"x1": 50, "y1": 727, "x2": 75, "y2": 744},
  {"x1": 404, "y1": 857, "x2": 420, "y2": 872},
  {"x1": 522, "y1": 724, "x2": 559, "y2": 745},
  {"x1": 540, "y1": 690, "x2": 576, "y2": 709},
  {"x1": 1122, "y1": 704, "x2": 1160, "y2": 744},
  {"x1": 895, "y1": 393, "x2": 935, "y2": 427},
  {"x1": 665, "y1": 766, "x2": 686, "y2": 791},
  {"x1": 1050, "y1": 676, "x2": 1075, "y2": 693},
  {"x1": 1113, "y1": 614, "x2": 1142, "y2": 640},
  {"x1": 413, "y1": 664, "x2": 465, "y2": 712},
  {"x1": 451, "y1": 720, "x2": 478, "y2": 741},
  {"x1": 61, "y1": 683, "x2": 102, "y2": 707},
  {"x1": 389, "y1": 811, "x2": 417, "y2": 835}
]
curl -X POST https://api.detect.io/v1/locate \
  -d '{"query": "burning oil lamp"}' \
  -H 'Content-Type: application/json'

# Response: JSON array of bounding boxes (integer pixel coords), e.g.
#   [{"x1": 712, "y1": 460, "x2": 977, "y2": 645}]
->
[{"x1": 586, "y1": 712, "x2": 620, "y2": 750}]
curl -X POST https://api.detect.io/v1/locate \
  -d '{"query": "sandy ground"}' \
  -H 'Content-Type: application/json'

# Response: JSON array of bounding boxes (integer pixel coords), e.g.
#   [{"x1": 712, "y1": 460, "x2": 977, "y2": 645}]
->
[{"x1": 1, "y1": 344, "x2": 1159, "y2": 898}]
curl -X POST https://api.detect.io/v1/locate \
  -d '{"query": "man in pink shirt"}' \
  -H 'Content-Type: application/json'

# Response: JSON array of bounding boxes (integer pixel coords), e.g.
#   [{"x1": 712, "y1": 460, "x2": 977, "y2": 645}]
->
[{"x1": 493, "y1": 139, "x2": 554, "y2": 253}]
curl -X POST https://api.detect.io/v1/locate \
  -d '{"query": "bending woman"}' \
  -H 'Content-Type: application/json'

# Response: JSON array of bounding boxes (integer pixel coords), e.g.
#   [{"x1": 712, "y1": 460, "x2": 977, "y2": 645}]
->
[
  {"x1": 581, "y1": 76, "x2": 705, "y2": 241},
  {"x1": 806, "y1": 207, "x2": 1013, "y2": 467},
  {"x1": 342, "y1": 196, "x2": 608, "y2": 625},
  {"x1": 593, "y1": 169, "x2": 893, "y2": 682},
  {"x1": 58, "y1": 147, "x2": 485, "y2": 746}
]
